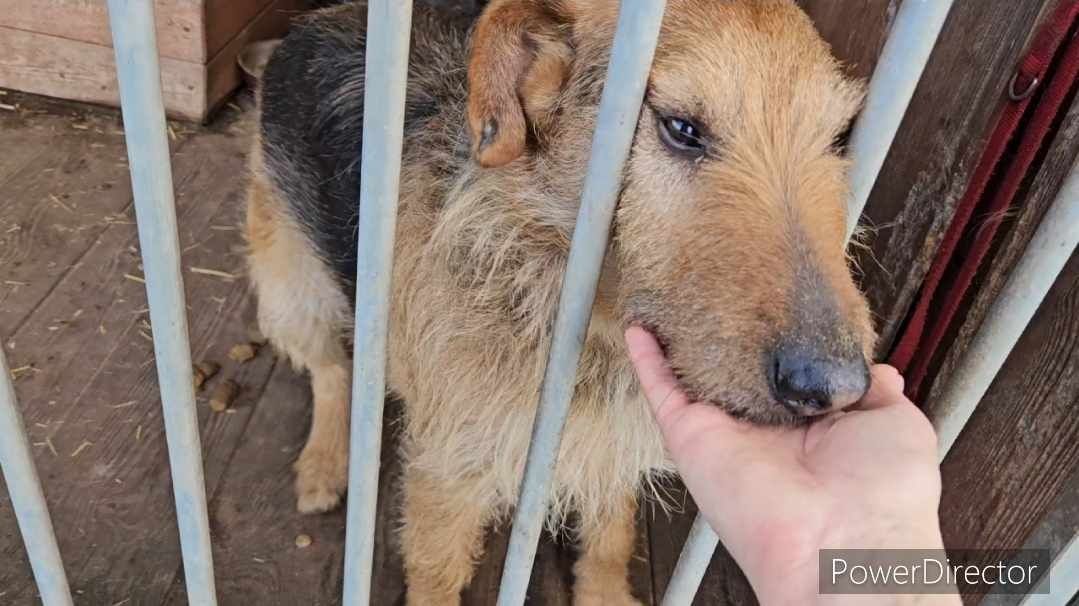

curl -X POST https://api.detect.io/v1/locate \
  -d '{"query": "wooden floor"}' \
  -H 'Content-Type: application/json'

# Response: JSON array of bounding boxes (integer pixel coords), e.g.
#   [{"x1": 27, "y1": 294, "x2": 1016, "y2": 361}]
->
[{"x1": 0, "y1": 91, "x2": 754, "y2": 605}]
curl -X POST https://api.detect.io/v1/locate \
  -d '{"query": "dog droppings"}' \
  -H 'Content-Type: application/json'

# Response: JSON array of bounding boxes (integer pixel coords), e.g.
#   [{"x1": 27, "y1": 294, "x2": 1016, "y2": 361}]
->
[
  {"x1": 294, "y1": 534, "x2": 312, "y2": 549},
  {"x1": 193, "y1": 360, "x2": 221, "y2": 389},
  {"x1": 228, "y1": 343, "x2": 259, "y2": 363},
  {"x1": 210, "y1": 380, "x2": 239, "y2": 412}
]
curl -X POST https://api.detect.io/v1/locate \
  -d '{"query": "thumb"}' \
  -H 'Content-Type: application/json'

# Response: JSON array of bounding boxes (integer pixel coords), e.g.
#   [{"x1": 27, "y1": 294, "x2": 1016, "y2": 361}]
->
[
  {"x1": 624, "y1": 326, "x2": 784, "y2": 459},
  {"x1": 625, "y1": 326, "x2": 689, "y2": 428},
  {"x1": 857, "y1": 364, "x2": 909, "y2": 410}
]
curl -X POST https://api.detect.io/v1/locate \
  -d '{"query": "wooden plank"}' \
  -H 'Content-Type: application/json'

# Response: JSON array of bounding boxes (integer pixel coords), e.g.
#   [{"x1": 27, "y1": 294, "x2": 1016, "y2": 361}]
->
[
  {"x1": 851, "y1": 0, "x2": 1057, "y2": 354},
  {"x1": 0, "y1": 0, "x2": 302, "y2": 122},
  {"x1": 981, "y1": 464, "x2": 1079, "y2": 606},
  {"x1": 0, "y1": 0, "x2": 282, "y2": 65},
  {"x1": 0, "y1": 110, "x2": 273, "y2": 604},
  {"x1": 161, "y1": 363, "x2": 350, "y2": 605},
  {"x1": 0, "y1": 0, "x2": 206, "y2": 63},
  {"x1": 0, "y1": 26, "x2": 207, "y2": 121},
  {"x1": 648, "y1": 481, "x2": 756, "y2": 606},
  {"x1": 937, "y1": 248, "x2": 1079, "y2": 603},
  {"x1": 631, "y1": 509, "x2": 657, "y2": 606},
  {"x1": 798, "y1": 0, "x2": 896, "y2": 81},
  {"x1": 205, "y1": 0, "x2": 278, "y2": 61},
  {"x1": 928, "y1": 96, "x2": 1079, "y2": 604},
  {"x1": 924, "y1": 93, "x2": 1079, "y2": 413},
  {"x1": 0, "y1": 97, "x2": 138, "y2": 339},
  {"x1": 202, "y1": 0, "x2": 308, "y2": 119}
]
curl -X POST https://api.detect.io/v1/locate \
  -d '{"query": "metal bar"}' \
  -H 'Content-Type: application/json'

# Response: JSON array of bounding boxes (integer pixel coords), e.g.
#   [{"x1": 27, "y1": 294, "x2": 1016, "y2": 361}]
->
[
  {"x1": 495, "y1": 2, "x2": 667, "y2": 604},
  {"x1": 341, "y1": 1, "x2": 413, "y2": 603},
  {"x1": 0, "y1": 348, "x2": 73, "y2": 606},
  {"x1": 844, "y1": 0, "x2": 956, "y2": 241},
  {"x1": 1019, "y1": 534, "x2": 1079, "y2": 606},
  {"x1": 935, "y1": 161, "x2": 1079, "y2": 459},
  {"x1": 663, "y1": 2, "x2": 959, "y2": 601},
  {"x1": 105, "y1": 2, "x2": 217, "y2": 603},
  {"x1": 660, "y1": 514, "x2": 719, "y2": 606}
]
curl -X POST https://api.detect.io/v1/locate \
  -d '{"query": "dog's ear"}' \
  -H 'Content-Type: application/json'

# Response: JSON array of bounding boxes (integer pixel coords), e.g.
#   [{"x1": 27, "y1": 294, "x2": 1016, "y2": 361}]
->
[{"x1": 467, "y1": 0, "x2": 572, "y2": 167}]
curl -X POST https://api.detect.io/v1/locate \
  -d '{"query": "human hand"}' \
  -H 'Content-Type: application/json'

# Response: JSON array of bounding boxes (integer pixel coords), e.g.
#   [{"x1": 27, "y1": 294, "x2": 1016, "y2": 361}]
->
[{"x1": 625, "y1": 327, "x2": 955, "y2": 605}]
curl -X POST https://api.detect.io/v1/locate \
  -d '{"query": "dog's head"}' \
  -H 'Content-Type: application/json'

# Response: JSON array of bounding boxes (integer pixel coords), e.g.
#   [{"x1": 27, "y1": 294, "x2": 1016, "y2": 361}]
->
[{"x1": 466, "y1": 0, "x2": 875, "y2": 424}]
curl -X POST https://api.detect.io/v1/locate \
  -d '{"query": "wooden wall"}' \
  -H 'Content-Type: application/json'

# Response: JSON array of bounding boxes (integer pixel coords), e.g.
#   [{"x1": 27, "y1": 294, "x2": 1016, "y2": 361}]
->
[
  {"x1": 0, "y1": 0, "x2": 307, "y2": 121},
  {"x1": 934, "y1": 93, "x2": 1079, "y2": 603}
]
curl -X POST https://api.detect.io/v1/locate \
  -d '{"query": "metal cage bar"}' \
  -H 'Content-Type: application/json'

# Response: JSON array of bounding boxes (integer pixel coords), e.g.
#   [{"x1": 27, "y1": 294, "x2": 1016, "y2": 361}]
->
[
  {"x1": 495, "y1": 2, "x2": 667, "y2": 604},
  {"x1": 105, "y1": 1, "x2": 218, "y2": 603},
  {"x1": 341, "y1": 1, "x2": 414, "y2": 604},
  {"x1": 845, "y1": 0, "x2": 956, "y2": 242},
  {"x1": 660, "y1": 513, "x2": 719, "y2": 606},
  {"x1": 0, "y1": 349, "x2": 73, "y2": 606},
  {"x1": 934, "y1": 161, "x2": 1079, "y2": 459},
  {"x1": 1019, "y1": 534, "x2": 1079, "y2": 606},
  {"x1": 662, "y1": 0, "x2": 958, "y2": 600}
]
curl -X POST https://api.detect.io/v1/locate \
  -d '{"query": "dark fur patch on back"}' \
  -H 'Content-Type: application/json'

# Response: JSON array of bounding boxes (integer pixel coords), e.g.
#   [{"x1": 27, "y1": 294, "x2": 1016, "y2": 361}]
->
[{"x1": 259, "y1": 3, "x2": 473, "y2": 298}]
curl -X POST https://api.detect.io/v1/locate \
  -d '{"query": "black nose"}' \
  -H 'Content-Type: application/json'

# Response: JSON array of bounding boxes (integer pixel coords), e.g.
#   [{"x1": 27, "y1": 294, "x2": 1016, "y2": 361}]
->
[{"x1": 771, "y1": 345, "x2": 869, "y2": 415}]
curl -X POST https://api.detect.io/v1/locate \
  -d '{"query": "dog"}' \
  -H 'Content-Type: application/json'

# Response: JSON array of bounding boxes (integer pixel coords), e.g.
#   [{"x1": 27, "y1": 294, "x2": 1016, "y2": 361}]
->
[{"x1": 246, "y1": 0, "x2": 876, "y2": 603}]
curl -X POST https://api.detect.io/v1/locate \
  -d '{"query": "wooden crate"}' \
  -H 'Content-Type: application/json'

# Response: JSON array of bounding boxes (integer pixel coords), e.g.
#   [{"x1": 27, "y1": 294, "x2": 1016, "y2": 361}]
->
[{"x1": 0, "y1": 0, "x2": 308, "y2": 121}]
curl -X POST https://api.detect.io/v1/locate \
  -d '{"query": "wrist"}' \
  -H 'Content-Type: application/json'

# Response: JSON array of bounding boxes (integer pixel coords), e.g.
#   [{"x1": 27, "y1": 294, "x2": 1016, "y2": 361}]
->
[{"x1": 736, "y1": 513, "x2": 949, "y2": 605}]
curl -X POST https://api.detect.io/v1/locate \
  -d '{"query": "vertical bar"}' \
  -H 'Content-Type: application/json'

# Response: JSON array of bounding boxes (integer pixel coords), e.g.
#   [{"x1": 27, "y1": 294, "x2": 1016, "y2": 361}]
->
[
  {"x1": 663, "y1": 2, "x2": 957, "y2": 599},
  {"x1": 495, "y1": 3, "x2": 667, "y2": 605},
  {"x1": 105, "y1": 2, "x2": 217, "y2": 603},
  {"x1": 660, "y1": 514, "x2": 719, "y2": 606},
  {"x1": 934, "y1": 161, "x2": 1079, "y2": 459},
  {"x1": 844, "y1": 0, "x2": 956, "y2": 241},
  {"x1": 0, "y1": 348, "x2": 73, "y2": 606},
  {"x1": 341, "y1": 1, "x2": 413, "y2": 604},
  {"x1": 1019, "y1": 534, "x2": 1079, "y2": 606}
]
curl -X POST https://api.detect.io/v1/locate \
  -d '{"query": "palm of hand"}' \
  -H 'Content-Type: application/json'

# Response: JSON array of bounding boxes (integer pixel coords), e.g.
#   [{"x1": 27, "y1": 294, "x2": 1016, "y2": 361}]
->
[{"x1": 626, "y1": 328, "x2": 943, "y2": 604}]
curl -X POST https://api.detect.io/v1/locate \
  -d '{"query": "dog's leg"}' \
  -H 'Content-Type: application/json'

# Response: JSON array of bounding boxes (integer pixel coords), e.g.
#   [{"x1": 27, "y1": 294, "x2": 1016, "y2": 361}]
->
[
  {"x1": 572, "y1": 495, "x2": 642, "y2": 606},
  {"x1": 292, "y1": 355, "x2": 350, "y2": 513},
  {"x1": 401, "y1": 468, "x2": 491, "y2": 605},
  {"x1": 246, "y1": 173, "x2": 352, "y2": 513}
]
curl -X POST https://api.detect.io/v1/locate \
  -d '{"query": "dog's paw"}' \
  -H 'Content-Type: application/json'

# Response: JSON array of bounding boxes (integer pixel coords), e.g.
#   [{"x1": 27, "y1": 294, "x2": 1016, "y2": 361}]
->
[{"x1": 293, "y1": 445, "x2": 348, "y2": 514}]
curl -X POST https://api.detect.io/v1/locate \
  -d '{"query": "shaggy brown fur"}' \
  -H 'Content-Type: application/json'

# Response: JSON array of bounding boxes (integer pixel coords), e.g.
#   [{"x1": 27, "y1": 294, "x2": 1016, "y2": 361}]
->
[{"x1": 246, "y1": 1, "x2": 876, "y2": 603}]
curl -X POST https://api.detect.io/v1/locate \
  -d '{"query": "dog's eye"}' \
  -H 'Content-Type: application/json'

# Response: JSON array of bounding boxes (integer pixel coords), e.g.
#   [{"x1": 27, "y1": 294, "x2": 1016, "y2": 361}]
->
[{"x1": 659, "y1": 116, "x2": 706, "y2": 157}]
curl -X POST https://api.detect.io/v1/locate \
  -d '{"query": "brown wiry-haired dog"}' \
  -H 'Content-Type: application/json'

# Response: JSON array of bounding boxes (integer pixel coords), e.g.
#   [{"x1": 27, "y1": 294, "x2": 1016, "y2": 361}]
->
[{"x1": 247, "y1": 0, "x2": 876, "y2": 603}]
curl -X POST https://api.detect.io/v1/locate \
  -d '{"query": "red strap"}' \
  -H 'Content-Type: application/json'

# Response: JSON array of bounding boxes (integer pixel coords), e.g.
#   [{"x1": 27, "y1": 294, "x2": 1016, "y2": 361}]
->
[{"x1": 888, "y1": 0, "x2": 1079, "y2": 398}]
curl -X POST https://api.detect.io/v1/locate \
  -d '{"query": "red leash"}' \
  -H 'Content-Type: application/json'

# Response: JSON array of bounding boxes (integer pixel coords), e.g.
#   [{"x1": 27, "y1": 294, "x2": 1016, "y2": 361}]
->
[{"x1": 888, "y1": 0, "x2": 1079, "y2": 400}]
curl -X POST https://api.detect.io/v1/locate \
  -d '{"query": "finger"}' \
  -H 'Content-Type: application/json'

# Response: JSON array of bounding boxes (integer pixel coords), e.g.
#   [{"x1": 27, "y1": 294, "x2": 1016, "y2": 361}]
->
[
  {"x1": 625, "y1": 327, "x2": 803, "y2": 467},
  {"x1": 624, "y1": 326, "x2": 689, "y2": 419},
  {"x1": 856, "y1": 364, "x2": 909, "y2": 410}
]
